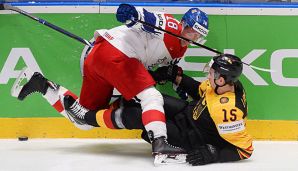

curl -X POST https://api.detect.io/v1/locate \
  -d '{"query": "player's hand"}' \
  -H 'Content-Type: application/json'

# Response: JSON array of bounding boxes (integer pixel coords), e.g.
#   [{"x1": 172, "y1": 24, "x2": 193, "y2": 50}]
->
[
  {"x1": 186, "y1": 144, "x2": 218, "y2": 166},
  {"x1": 150, "y1": 65, "x2": 183, "y2": 84},
  {"x1": 116, "y1": 4, "x2": 138, "y2": 27},
  {"x1": 175, "y1": 86, "x2": 188, "y2": 100}
]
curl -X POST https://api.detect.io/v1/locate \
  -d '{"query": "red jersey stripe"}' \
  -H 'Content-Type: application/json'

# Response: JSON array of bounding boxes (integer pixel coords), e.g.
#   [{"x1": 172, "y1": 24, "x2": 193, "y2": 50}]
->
[{"x1": 142, "y1": 110, "x2": 165, "y2": 125}]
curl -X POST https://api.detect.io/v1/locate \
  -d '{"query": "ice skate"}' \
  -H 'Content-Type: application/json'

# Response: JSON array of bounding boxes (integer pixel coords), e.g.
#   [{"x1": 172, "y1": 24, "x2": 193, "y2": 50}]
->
[
  {"x1": 63, "y1": 95, "x2": 93, "y2": 130},
  {"x1": 152, "y1": 137, "x2": 186, "y2": 165},
  {"x1": 11, "y1": 67, "x2": 58, "y2": 100},
  {"x1": 152, "y1": 136, "x2": 185, "y2": 155},
  {"x1": 147, "y1": 131, "x2": 186, "y2": 165}
]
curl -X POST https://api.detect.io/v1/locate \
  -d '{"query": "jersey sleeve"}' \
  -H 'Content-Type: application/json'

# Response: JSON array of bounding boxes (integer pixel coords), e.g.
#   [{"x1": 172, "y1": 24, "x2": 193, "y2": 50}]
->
[
  {"x1": 178, "y1": 74, "x2": 201, "y2": 100},
  {"x1": 133, "y1": 8, "x2": 183, "y2": 40},
  {"x1": 218, "y1": 143, "x2": 253, "y2": 162},
  {"x1": 131, "y1": 7, "x2": 166, "y2": 37}
]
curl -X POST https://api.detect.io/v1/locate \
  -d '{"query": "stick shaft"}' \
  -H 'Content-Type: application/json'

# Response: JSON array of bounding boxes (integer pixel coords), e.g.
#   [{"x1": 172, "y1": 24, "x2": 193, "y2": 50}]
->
[
  {"x1": 136, "y1": 19, "x2": 222, "y2": 55},
  {"x1": 2, "y1": 4, "x2": 92, "y2": 47},
  {"x1": 137, "y1": 19, "x2": 279, "y2": 73}
]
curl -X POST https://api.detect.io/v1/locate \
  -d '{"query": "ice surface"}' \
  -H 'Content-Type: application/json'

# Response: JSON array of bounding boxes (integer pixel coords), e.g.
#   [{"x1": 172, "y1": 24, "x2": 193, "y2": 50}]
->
[{"x1": 0, "y1": 139, "x2": 297, "y2": 171}]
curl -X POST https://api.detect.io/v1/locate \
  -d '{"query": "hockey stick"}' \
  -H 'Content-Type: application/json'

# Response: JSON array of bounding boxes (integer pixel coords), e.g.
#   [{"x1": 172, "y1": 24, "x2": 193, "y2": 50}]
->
[
  {"x1": 135, "y1": 18, "x2": 275, "y2": 73},
  {"x1": 0, "y1": 3, "x2": 92, "y2": 47},
  {"x1": 135, "y1": 18, "x2": 221, "y2": 55}
]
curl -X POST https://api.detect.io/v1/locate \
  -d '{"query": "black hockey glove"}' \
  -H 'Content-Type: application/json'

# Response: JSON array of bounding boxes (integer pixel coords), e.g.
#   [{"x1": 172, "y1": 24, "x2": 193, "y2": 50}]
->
[
  {"x1": 175, "y1": 85, "x2": 188, "y2": 100},
  {"x1": 150, "y1": 65, "x2": 183, "y2": 84},
  {"x1": 186, "y1": 144, "x2": 218, "y2": 166}
]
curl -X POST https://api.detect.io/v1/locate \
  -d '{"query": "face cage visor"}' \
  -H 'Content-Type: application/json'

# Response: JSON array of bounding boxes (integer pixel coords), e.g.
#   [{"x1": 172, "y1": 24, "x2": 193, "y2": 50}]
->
[
  {"x1": 203, "y1": 58, "x2": 213, "y2": 74},
  {"x1": 182, "y1": 22, "x2": 208, "y2": 45}
]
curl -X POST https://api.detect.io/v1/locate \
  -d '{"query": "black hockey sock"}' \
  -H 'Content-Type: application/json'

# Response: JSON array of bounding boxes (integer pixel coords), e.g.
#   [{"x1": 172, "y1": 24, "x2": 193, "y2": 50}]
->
[{"x1": 85, "y1": 111, "x2": 100, "y2": 127}]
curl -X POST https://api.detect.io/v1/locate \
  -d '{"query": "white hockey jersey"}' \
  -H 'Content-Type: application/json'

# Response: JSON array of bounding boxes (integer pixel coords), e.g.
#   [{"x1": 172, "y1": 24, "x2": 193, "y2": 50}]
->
[{"x1": 94, "y1": 8, "x2": 187, "y2": 70}]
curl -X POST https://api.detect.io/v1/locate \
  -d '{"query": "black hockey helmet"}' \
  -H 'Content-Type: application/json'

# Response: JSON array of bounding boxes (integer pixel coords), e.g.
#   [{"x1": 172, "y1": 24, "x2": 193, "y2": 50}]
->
[{"x1": 209, "y1": 54, "x2": 243, "y2": 84}]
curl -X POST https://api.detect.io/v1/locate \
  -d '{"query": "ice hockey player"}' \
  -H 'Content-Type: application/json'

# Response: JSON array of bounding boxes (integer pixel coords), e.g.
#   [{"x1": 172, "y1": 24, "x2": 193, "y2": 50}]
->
[
  {"x1": 12, "y1": 3, "x2": 209, "y2": 160},
  {"x1": 151, "y1": 53, "x2": 254, "y2": 165},
  {"x1": 13, "y1": 54, "x2": 253, "y2": 165},
  {"x1": 78, "y1": 54, "x2": 253, "y2": 165}
]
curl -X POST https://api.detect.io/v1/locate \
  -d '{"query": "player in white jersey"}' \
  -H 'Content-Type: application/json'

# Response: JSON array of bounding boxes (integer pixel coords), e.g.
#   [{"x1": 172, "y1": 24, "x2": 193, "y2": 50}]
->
[{"x1": 13, "y1": 4, "x2": 209, "y2": 157}]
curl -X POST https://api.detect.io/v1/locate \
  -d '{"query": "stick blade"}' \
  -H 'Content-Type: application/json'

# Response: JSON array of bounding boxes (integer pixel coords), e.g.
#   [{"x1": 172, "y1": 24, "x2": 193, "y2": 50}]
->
[{"x1": 0, "y1": 4, "x2": 13, "y2": 10}]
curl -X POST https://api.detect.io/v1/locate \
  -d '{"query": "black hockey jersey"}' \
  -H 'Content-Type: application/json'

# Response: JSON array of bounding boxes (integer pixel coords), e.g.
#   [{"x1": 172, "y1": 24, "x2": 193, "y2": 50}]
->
[{"x1": 179, "y1": 78, "x2": 253, "y2": 161}]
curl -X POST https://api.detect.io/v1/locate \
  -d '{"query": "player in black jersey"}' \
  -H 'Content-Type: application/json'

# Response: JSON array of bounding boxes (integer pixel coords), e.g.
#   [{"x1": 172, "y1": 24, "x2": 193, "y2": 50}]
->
[
  {"x1": 15, "y1": 53, "x2": 253, "y2": 165},
  {"x1": 118, "y1": 54, "x2": 253, "y2": 165}
]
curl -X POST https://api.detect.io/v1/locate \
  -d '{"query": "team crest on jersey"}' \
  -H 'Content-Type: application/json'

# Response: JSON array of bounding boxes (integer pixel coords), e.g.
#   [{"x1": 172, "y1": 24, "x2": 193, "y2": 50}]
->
[
  {"x1": 220, "y1": 97, "x2": 229, "y2": 104},
  {"x1": 193, "y1": 93, "x2": 207, "y2": 120}
]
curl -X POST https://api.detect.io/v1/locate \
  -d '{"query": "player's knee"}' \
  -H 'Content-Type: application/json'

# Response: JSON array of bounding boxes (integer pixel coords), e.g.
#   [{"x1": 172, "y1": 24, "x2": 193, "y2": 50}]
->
[{"x1": 136, "y1": 87, "x2": 164, "y2": 112}]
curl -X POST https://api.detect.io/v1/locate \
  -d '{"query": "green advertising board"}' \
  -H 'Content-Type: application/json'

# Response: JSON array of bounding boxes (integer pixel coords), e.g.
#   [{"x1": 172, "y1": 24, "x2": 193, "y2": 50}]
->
[{"x1": 1, "y1": 4, "x2": 298, "y2": 139}]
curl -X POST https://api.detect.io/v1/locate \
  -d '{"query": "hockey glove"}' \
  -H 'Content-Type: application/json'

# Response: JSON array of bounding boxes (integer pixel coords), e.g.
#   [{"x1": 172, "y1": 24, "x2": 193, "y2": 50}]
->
[
  {"x1": 175, "y1": 86, "x2": 188, "y2": 100},
  {"x1": 150, "y1": 65, "x2": 183, "y2": 84},
  {"x1": 116, "y1": 4, "x2": 138, "y2": 27},
  {"x1": 186, "y1": 144, "x2": 218, "y2": 166}
]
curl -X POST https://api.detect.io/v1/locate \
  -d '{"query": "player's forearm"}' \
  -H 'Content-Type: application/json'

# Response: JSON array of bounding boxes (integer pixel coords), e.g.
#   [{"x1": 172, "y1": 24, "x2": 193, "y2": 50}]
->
[
  {"x1": 132, "y1": 7, "x2": 162, "y2": 35},
  {"x1": 218, "y1": 146, "x2": 251, "y2": 162},
  {"x1": 176, "y1": 74, "x2": 200, "y2": 100}
]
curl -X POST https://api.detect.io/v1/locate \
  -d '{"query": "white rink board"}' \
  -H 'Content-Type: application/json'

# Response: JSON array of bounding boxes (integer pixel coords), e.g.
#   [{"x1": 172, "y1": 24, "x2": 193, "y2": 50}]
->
[{"x1": 0, "y1": 139, "x2": 297, "y2": 171}]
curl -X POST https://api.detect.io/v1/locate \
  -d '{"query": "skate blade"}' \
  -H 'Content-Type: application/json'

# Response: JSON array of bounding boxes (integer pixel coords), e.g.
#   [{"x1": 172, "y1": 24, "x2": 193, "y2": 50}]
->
[
  {"x1": 11, "y1": 67, "x2": 34, "y2": 98},
  {"x1": 153, "y1": 153, "x2": 186, "y2": 166}
]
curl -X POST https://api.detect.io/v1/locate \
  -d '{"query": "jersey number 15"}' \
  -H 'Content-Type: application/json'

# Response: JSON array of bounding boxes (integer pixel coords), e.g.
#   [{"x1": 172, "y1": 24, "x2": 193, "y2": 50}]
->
[{"x1": 222, "y1": 109, "x2": 237, "y2": 122}]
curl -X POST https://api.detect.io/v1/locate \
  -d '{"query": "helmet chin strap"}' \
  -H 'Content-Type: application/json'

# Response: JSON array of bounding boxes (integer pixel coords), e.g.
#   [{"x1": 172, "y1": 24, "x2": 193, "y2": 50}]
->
[{"x1": 214, "y1": 79, "x2": 226, "y2": 95}]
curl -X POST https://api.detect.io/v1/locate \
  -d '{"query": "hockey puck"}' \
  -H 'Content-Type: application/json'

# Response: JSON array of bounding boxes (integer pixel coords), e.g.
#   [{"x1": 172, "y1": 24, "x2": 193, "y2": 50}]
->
[{"x1": 18, "y1": 136, "x2": 28, "y2": 141}]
